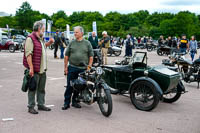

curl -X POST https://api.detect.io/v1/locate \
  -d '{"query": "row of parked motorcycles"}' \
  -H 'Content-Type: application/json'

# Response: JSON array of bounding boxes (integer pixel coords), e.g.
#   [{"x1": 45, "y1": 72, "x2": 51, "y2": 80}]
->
[
  {"x1": 135, "y1": 42, "x2": 179, "y2": 56},
  {"x1": 162, "y1": 52, "x2": 200, "y2": 88}
]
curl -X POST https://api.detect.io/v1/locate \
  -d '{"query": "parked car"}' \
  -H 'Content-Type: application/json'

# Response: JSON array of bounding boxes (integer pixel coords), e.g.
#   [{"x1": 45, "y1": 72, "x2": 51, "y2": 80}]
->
[
  {"x1": 102, "y1": 52, "x2": 186, "y2": 111},
  {"x1": 0, "y1": 35, "x2": 18, "y2": 53}
]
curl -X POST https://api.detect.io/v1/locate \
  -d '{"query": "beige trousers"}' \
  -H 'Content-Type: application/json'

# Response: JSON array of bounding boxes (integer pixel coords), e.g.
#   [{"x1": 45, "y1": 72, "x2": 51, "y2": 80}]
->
[{"x1": 102, "y1": 48, "x2": 108, "y2": 65}]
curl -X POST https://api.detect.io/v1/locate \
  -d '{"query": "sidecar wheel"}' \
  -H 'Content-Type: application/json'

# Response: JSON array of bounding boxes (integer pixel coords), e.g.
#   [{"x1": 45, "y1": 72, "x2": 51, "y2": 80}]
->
[
  {"x1": 130, "y1": 81, "x2": 159, "y2": 111},
  {"x1": 98, "y1": 88, "x2": 112, "y2": 117},
  {"x1": 163, "y1": 83, "x2": 182, "y2": 103}
]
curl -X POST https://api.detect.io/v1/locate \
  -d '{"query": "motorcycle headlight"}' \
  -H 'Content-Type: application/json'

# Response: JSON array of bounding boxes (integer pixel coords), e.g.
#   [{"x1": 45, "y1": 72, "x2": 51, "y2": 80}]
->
[{"x1": 96, "y1": 67, "x2": 103, "y2": 75}]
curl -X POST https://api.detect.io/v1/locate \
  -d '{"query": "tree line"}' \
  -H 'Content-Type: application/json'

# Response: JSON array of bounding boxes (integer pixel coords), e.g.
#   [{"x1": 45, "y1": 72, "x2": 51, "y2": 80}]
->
[{"x1": 0, "y1": 1, "x2": 200, "y2": 40}]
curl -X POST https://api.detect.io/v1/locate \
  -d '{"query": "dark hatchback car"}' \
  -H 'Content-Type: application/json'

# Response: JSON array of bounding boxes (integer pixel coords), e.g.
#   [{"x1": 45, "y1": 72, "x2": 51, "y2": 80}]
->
[{"x1": 102, "y1": 52, "x2": 185, "y2": 111}]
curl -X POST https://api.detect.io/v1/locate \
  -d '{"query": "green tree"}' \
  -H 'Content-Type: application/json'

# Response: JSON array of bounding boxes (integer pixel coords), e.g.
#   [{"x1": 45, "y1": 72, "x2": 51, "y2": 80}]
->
[{"x1": 15, "y1": 1, "x2": 33, "y2": 30}]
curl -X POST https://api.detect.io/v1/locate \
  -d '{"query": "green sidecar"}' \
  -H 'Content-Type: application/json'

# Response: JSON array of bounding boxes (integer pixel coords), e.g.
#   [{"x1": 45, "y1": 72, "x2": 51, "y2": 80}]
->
[{"x1": 102, "y1": 52, "x2": 185, "y2": 111}]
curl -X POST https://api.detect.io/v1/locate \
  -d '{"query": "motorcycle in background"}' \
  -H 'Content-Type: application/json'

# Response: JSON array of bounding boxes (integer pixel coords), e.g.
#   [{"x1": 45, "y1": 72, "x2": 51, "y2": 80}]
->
[{"x1": 162, "y1": 52, "x2": 200, "y2": 88}]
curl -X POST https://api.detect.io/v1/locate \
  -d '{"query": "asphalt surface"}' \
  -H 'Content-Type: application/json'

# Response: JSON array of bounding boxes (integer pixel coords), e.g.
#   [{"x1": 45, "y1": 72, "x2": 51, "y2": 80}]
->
[{"x1": 0, "y1": 47, "x2": 200, "y2": 133}]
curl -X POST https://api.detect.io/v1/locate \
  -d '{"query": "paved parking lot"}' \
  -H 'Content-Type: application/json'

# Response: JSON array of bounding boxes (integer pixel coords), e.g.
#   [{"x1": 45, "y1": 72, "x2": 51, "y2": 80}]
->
[{"x1": 0, "y1": 48, "x2": 200, "y2": 133}]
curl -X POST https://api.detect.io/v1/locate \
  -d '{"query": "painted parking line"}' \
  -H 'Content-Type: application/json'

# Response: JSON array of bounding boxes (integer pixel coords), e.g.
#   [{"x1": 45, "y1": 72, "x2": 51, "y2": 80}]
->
[
  {"x1": 47, "y1": 77, "x2": 65, "y2": 81},
  {"x1": 15, "y1": 62, "x2": 23, "y2": 65},
  {"x1": 2, "y1": 118, "x2": 14, "y2": 121},
  {"x1": 46, "y1": 105, "x2": 55, "y2": 108}
]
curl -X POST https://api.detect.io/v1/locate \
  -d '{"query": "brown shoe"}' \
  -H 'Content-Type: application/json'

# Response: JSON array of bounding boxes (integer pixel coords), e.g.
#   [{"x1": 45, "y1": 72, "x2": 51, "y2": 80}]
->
[
  {"x1": 38, "y1": 105, "x2": 51, "y2": 111},
  {"x1": 28, "y1": 108, "x2": 38, "y2": 114}
]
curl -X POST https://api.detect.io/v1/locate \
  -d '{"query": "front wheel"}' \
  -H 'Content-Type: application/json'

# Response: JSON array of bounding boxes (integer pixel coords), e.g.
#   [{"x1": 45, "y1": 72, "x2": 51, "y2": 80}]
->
[
  {"x1": 114, "y1": 51, "x2": 121, "y2": 56},
  {"x1": 9, "y1": 45, "x2": 15, "y2": 53},
  {"x1": 147, "y1": 46, "x2": 153, "y2": 52},
  {"x1": 98, "y1": 88, "x2": 112, "y2": 117},
  {"x1": 130, "y1": 81, "x2": 160, "y2": 111},
  {"x1": 163, "y1": 83, "x2": 182, "y2": 103},
  {"x1": 157, "y1": 49, "x2": 163, "y2": 56}
]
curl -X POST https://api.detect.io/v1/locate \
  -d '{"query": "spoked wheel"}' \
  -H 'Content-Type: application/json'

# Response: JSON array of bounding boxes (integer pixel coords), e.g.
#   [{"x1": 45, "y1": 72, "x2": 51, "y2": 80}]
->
[
  {"x1": 98, "y1": 87, "x2": 112, "y2": 117},
  {"x1": 163, "y1": 83, "x2": 182, "y2": 103},
  {"x1": 147, "y1": 46, "x2": 153, "y2": 52},
  {"x1": 130, "y1": 81, "x2": 159, "y2": 111},
  {"x1": 9, "y1": 45, "x2": 15, "y2": 53},
  {"x1": 157, "y1": 49, "x2": 163, "y2": 56},
  {"x1": 114, "y1": 51, "x2": 121, "y2": 56}
]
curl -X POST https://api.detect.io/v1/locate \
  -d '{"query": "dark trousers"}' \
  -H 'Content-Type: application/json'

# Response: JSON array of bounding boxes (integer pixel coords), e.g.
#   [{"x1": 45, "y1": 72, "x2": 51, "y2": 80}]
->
[
  {"x1": 28, "y1": 72, "x2": 46, "y2": 108},
  {"x1": 64, "y1": 65, "x2": 85, "y2": 106},
  {"x1": 60, "y1": 46, "x2": 65, "y2": 59},
  {"x1": 54, "y1": 44, "x2": 59, "y2": 58},
  {"x1": 125, "y1": 46, "x2": 132, "y2": 56},
  {"x1": 190, "y1": 50, "x2": 196, "y2": 61}
]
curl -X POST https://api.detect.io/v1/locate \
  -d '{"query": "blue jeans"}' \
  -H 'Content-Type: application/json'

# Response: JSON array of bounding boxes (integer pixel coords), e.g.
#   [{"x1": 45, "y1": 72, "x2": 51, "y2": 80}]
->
[
  {"x1": 60, "y1": 46, "x2": 65, "y2": 59},
  {"x1": 64, "y1": 65, "x2": 85, "y2": 106},
  {"x1": 125, "y1": 46, "x2": 132, "y2": 56},
  {"x1": 190, "y1": 50, "x2": 196, "y2": 61},
  {"x1": 180, "y1": 48, "x2": 187, "y2": 53}
]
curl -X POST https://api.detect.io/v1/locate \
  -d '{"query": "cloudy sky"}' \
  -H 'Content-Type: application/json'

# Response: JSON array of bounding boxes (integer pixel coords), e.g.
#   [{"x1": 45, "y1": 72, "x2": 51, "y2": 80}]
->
[{"x1": 1, "y1": 0, "x2": 200, "y2": 16}]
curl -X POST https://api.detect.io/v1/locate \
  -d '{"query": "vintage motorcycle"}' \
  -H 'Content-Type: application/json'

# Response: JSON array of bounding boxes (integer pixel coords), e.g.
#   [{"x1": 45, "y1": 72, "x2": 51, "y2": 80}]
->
[
  {"x1": 157, "y1": 44, "x2": 177, "y2": 56},
  {"x1": 162, "y1": 52, "x2": 200, "y2": 88},
  {"x1": 146, "y1": 42, "x2": 158, "y2": 52},
  {"x1": 107, "y1": 46, "x2": 122, "y2": 56},
  {"x1": 70, "y1": 65, "x2": 113, "y2": 117}
]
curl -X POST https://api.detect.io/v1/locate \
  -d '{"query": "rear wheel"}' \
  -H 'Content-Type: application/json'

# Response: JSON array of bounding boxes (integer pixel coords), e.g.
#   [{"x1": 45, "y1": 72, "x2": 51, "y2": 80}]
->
[
  {"x1": 130, "y1": 81, "x2": 159, "y2": 111},
  {"x1": 9, "y1": 45, "x2": 15, "y2": 53},
  {"x1": 98, "y1": 87, "x2": 112, "y2": 117}
]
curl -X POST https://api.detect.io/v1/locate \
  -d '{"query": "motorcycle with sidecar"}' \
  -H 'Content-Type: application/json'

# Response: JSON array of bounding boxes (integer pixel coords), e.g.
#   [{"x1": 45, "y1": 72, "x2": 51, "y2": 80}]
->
[{"x1": 102, "y1": 52, "x2": 186, "y2": 111}]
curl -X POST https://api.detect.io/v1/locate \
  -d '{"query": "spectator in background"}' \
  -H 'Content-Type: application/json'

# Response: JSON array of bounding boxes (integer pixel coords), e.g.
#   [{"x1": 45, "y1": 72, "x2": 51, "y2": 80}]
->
[
  {"x1": 178, "y1": 34, "x2": 189, "y2": 53},
  {"x1": 167, "y1": 36, "x2": 173, "y2": 47},
  {"x1": 88, "y1": 32, "x2": 98, "y2": 49},
  {"x1": 158, "y1": 35, "x2": 164, "y2": 47},
  {"x1": 60, "y1": 32, "x2": 67, "y2": 59},
  {"x1": 189, "y1": 36, "x2": 197, "y2": 61},
  {"x1": 125, "y1": 34, "x2": 133, "y2": 56},
  {"x1": 54, "y1": 30, "x2": 61, "y2": 59},
  {"x1": 99, "y1": 31, "x2": 110, "y2": 65}
]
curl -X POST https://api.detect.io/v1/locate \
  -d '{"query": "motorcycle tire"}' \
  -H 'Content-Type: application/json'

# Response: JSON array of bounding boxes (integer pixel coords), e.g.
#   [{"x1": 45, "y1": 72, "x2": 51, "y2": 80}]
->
[
  {"x1": 114, "y1": 51, "x2": 121, "y2": 56},
  {"x1": 147, "y1": 46, "x2": 153, "y2": 52},
  {"x1": 157, "y1": 49, "x2": 163, "y2": 56},
  {"x1": 130, "y1": 81, "x2": 159, "y2": 111},
  {"x1": 98, "y1": 88, "x2": 113, "y2": 117},
  {"x1": 163, "y1": 83, "x2": 182, "y2": 103},
  {"x1": 9, "y1": 45, "x2": 15, "y2": 53}
]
